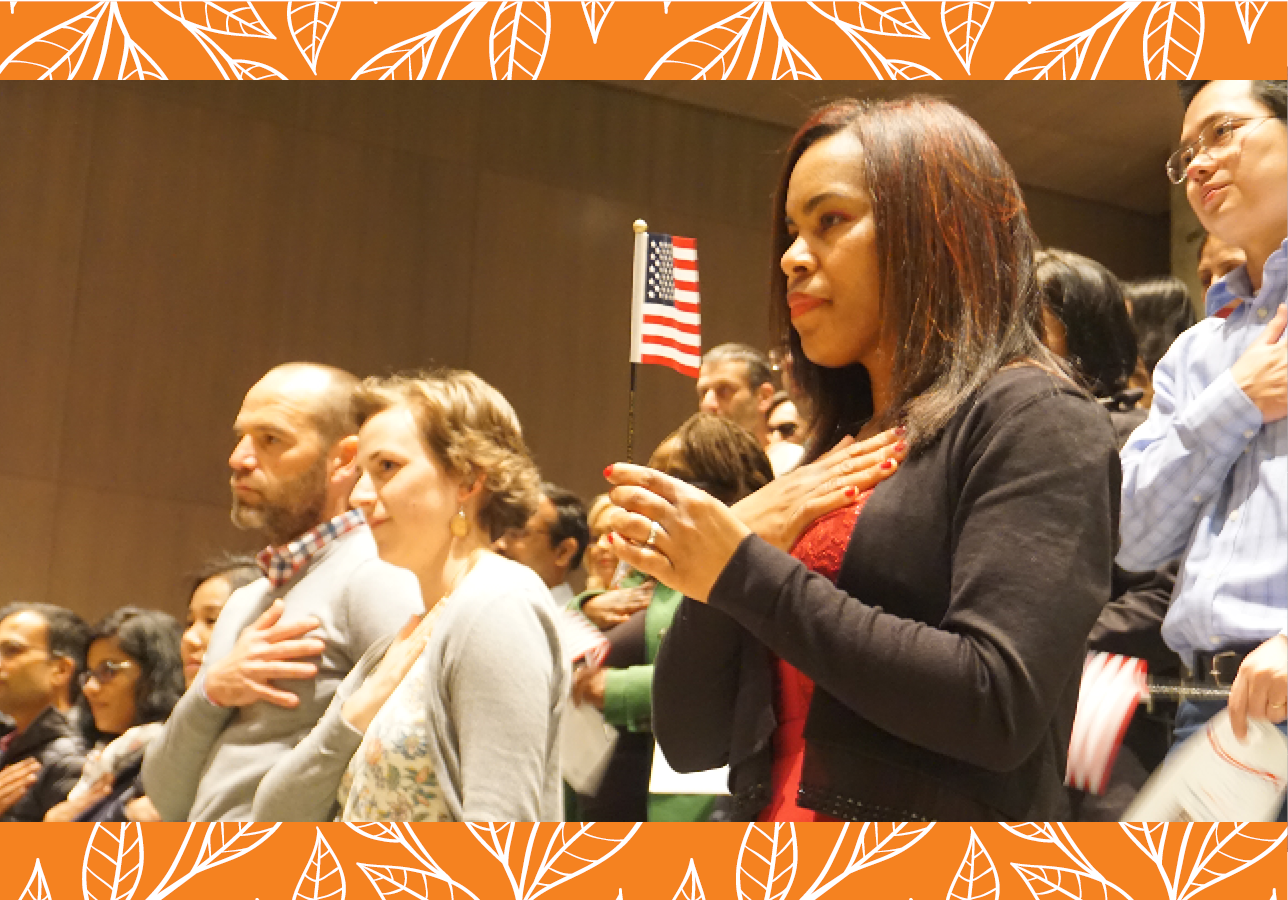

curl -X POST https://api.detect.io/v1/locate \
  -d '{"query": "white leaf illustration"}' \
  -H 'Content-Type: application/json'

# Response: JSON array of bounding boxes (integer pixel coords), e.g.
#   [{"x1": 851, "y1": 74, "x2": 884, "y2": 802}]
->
[
  {"x1": 158, "y1": 1, "x2": 274, "y2": 37},
  {"x1": 798, "y1": 823, "x2": 936, "y2": 900},
  {"x1": 1235, "y1": 1, "x2": 1269, "y2": 41},
  {"x1": 737, "y1": 824, "x2": 798, "y2": 900},
  {"x1": 580, "y1": 0, "x2": 612, "y2": 43},
  {"x1": 673, "y1": 860, "x2": 706, "y2": 900},
  {"x1": 347, "y1": 822, "x2": 404, "y2": 843},
  {"x1": 288, "y1": 0, "x2": 340, "y2": 73},
  {"x1": 227, "y1": 57, "x2": 287, "y2": 78},
  {"x1": 1012, "y1": 865, "x2": 1133, "y2": 900},
  {"x1": 357, "y1": 865, "x2": 442, "y2": 900},
  {"x1": 83, "y1": 823, "x2": 145, "y2": 900},
  {"x1": 1006, "y1": 1, "x2": 1137, "y2": 79},
  {"x1": 646, "y1": 0, "x2": 763, "y2": 79},
  {"x1": 883, "y1": 57, "x2": 939, "y2": 78},
  {"x1": 766, "y1": 3, "x2": 820, "y2": 78},
  {"x1": 352, "y1": 2, "x2": 486, "y2": 79},
  {"x1": 941, "y1": 0, "x2": 993, "y2": 73},
  {"x1": 1176, "y1": 824, "x2": 1286, "y2": 900},
  {"x1": 1142, "y1": 1, "x2": 1203, "y2": 78},
  {"x1": 295, "y1": 830, "x2": 346, "y2": 900},
  {"x1": 946, "y1": 829, "x2": 999, "y2": 900},
  {"x1": 21, "y1": 861, "x2": 51, "y2": 900},
  {"x1": 489, "y1": 1, "x2": 550, "y2": 79},
  {"x1": 0, "y1": 1, "x2": 110, "y2": 78},
  {"x1": 807, "y1": 2, "x2": 938, "y2": 78},
  {"x1": 814, "y1": 1, "x2": 930, "y2": 37},
  {"x1": 521, "y1": 823, "x2": 643, "y2": 900},
  {"x1": 1002, "y1": 823, "x2": 1059, "y2": 843},
  {"x1": 191, "y1": 823, "x2": 281, "y2": 873}
]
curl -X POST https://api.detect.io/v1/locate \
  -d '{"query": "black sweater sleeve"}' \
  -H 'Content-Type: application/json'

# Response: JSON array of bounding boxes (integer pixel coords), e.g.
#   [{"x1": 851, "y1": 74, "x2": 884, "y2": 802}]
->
[{"x1": 705, "y1": 386, "x2": 1118, "y2": 772}]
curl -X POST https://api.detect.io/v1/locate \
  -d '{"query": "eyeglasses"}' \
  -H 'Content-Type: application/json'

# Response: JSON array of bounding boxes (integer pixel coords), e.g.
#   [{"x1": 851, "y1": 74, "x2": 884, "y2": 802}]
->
[
  {"x1": 769, "y1": 422, "x2": 799, "y2": 440},
  {"x1": 1166, "y1": 116, "x2": 1277, "y2": 184},
  {"x1": 78, "y1": 659, "x2": 136, "y2": 688}
]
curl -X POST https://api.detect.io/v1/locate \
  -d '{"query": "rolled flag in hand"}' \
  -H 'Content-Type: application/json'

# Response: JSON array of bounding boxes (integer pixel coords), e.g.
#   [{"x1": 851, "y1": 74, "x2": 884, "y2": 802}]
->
[
  {"x1": 1066, "y1": 652, "x2": 1149, "y2": 795},
  {"x1": 556, "y1": 607, "x2": 611, "y2": 670}
]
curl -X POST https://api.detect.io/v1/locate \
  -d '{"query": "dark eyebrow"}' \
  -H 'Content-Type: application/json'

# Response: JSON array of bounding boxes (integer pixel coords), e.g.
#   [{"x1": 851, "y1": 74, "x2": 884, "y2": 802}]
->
[
  {"x1": 1179, "y1": 112, "x2": 1242, "y2": 144},
  {"x1": 785, "y1": 190, "x2": 858, "y2": 227}
]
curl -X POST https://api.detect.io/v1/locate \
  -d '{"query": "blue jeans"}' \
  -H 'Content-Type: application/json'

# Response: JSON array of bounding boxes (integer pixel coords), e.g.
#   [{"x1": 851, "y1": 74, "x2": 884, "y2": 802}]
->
[{"x1": 1171, "y1": 699, "x2": 1287, "y2": 822}]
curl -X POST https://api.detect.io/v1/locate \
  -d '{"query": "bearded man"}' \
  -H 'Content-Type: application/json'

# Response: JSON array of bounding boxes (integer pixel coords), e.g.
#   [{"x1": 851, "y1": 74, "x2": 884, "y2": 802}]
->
[{"x1": 142, "y1": 363, "x2": 423, "y2": 821}]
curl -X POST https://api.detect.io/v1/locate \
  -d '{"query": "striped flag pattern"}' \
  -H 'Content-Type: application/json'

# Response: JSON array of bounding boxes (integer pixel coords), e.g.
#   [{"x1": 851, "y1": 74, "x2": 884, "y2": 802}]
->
[{"x1": 630, "y1": 231, "x2": 700, "y2": 377}]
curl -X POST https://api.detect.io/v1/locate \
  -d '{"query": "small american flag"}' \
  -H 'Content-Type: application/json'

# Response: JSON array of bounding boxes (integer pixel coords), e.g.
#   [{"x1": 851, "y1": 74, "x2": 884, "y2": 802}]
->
[{"x1": 630, "y1": 231, "x2": 700, "y2": 377}]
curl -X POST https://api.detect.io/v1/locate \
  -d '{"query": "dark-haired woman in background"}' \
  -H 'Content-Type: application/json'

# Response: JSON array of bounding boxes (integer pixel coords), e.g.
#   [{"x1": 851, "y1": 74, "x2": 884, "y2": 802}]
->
[
  {"x1": 605, "y1": 97, "x2": 1120, "y2": 821},
  {"x1": 1036, "y1": 248, "x2": 1184, "y2": 820},
  {"x1": 1037, "y1": 248, "x2": 1148, "y2": 443},
  {"x1": 45, "y1": 608, "x2": 184, "y2": 821},
  {"x1": 1123, "y1": 275, "x2": 1198, "y2": 409},
  {"x1": 181, "y1": 555, "x2": 261, "y2": 688}
]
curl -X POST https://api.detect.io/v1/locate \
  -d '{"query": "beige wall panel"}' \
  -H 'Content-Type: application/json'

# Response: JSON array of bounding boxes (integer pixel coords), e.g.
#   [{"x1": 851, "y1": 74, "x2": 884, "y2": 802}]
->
[
  {"x1": 1026, "y1": 186, "x2": 1170, "y2": 281},
  {"x1": 0, "y1": 86, "x2": 93, "y2": 482},
  {"x1": 46, "y1": 485, "x2": 256, "y2": 623},
  {"x1": 58, "y1": 89, "x2": 383, "y2": 507},
  {"x1": 260, "y1": 137, "x2": 475, "y2": 376},
  {"x1": 0, "y1": 475, "x2": 59, "y2": 607},
  {"x1": 467, "y1": 173, "x2": 641, "y2": 502},
  {"x1": 300, "y1": 83, "x2": 484, "y2": 167},
  {"x1": 478, "y1": 83, "x2": 653, "y2": 210},
  {"x1": 645, "y1": 97, "x2": 787, "y2": 229}
]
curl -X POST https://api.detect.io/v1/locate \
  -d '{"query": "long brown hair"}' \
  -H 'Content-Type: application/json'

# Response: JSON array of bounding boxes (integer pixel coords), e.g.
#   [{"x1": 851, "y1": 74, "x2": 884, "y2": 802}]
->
[{"x1": 770, "y1": 97, "x2": 1063, "y2": 457}]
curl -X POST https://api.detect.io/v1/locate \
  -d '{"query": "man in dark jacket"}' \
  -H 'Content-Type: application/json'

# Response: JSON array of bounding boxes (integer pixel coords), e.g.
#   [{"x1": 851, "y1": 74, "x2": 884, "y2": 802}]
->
[{"x1": 0, "y1": 603, "x2": 89, "y2": 821}]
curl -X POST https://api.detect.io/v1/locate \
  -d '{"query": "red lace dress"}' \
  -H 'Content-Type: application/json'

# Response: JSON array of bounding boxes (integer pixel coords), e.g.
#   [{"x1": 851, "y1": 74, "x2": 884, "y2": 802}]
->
[{"x1": 757, "y1": 490, "x2": 872, "y2": 822}]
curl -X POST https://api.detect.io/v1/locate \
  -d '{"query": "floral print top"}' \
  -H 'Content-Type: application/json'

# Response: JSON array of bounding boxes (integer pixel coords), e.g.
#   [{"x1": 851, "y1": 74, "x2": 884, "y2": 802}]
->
[{"x1": 339, "y1": 601, "x2": 453, "y2": 822}]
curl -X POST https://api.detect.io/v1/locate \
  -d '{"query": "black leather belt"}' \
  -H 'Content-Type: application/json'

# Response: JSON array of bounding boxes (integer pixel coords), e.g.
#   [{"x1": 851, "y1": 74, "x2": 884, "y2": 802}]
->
[{"x1": 1184, "y1": 646, "x2": 1259, "y2": 688}]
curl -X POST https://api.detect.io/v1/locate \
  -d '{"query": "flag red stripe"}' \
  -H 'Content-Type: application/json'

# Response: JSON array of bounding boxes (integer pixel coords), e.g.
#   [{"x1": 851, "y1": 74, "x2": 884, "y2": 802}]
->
[
  {"x1": 671, "y1": 236, "x2": 697, "y2": 250},
  {"x1": 644, "y1": 315, "x2": 700, "y2": 335},
  {"x1": 641, "y1": 354, "x2": 699, "y2": 377},
  {"x1": 673, "y1": 257, "x2": 698, "y2": 269},
  {"x1": 674, "y1": 300, "x2": 699, "y2": 314},
  {"x1": 642, "y1": 333, "x2": 701, "y2": 354},
  {"x1": 674, "y1": 279, "x2": 698, "y2": 291}
]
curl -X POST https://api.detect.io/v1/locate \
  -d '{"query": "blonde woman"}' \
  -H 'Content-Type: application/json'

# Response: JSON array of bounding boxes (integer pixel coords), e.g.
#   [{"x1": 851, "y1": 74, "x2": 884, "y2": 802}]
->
[{"x1": 253, "y1": 370, "x2": 566, "y2": 821}]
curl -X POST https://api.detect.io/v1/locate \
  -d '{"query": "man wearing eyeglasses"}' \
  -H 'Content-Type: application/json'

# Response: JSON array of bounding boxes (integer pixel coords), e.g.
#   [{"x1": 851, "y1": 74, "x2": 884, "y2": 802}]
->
[
  {"x1": 1118, "y1": 81, "x2": 1287, "y2": 773},
  {"x1": 0, "y1": 603, "x2": 89, "y2": 821}
]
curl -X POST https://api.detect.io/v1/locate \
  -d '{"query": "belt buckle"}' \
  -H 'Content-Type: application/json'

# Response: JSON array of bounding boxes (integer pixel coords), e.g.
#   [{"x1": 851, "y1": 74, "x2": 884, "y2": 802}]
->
[{"x1": 1209, "y1": 650, "x2": 1239, "y2": 688}]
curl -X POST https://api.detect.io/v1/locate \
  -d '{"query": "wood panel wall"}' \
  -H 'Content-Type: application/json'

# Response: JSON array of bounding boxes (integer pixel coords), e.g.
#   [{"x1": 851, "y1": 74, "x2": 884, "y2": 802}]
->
[{"x1": 0, "y1": 82, "x2": 1168, "y2": 624}]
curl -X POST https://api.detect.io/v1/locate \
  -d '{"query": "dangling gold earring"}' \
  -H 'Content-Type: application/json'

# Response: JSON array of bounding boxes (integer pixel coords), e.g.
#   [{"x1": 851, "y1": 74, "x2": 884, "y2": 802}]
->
[{"x1": 450, "y1": 506, "x2": 470, "y2": 538}]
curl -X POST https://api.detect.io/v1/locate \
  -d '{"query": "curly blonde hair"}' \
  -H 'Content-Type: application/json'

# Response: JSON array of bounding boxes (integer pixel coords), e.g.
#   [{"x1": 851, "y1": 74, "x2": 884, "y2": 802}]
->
[{"x1": 352, "y1": 370, "x2": 541, "y2": 541}]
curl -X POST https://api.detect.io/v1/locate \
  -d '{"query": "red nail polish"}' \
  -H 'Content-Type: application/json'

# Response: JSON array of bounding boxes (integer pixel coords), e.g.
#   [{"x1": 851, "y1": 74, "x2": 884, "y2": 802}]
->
[
  {"x1": 894, "y1": 441, "x2": 907, "y2": 453},
  {"x1": 603, "y1": 465, "x2": 614, "y2": 478},
  {"x1": 844, "y1": 486, "x2": 856, "y2": 498},
  {"x1": 880, "y1": 459, "x2": 894, "y2": 470},
  {"x1": 895, "y1": 425, "x2": 908, "y2": 436},
  {"x1": 607, "y1": 533, "x2": 615, "y2": 544}
]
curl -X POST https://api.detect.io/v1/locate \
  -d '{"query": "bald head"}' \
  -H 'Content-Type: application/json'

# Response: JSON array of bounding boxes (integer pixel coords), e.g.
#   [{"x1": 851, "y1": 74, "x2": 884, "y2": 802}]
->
[
  {"x1": 255, "y1": 363, "x2": 360, "y2": 446},
  {"x1": 230, "y1": 363, "x2": 361, "y2": 544}
]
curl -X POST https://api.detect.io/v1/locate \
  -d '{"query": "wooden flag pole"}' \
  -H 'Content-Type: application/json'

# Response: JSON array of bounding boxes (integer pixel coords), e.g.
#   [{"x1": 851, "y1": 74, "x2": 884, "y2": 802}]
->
[{"x1": 628, "y1": 218, "x2": 647, "y2": 464}]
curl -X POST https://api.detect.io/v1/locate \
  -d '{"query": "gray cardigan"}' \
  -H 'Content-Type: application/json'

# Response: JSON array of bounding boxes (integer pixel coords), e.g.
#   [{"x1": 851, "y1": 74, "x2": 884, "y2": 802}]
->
[
  {"x1": 252, "y1": 553, "x2": 568, "y2": 822},
  {"x1": 142, "y1": 526, "x2": 424, "y2": 821}
]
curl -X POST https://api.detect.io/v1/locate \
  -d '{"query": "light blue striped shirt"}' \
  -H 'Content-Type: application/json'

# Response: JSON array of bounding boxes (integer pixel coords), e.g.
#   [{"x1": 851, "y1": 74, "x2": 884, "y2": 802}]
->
[{"x1": 1117, "y1": 239, "x2": 1287, "y2": 666}]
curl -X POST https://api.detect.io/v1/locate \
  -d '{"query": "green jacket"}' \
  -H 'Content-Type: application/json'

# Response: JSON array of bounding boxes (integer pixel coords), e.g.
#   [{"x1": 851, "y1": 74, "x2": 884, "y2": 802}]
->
[{"x1": 572, "y1": 578, "x2": 716, "y2": 823}]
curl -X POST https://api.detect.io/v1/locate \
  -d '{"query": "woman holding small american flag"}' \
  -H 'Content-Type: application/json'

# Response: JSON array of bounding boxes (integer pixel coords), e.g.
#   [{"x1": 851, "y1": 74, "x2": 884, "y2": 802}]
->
[{"x1": 603, "y1": 96, "x2": 1119, "y2": 822}]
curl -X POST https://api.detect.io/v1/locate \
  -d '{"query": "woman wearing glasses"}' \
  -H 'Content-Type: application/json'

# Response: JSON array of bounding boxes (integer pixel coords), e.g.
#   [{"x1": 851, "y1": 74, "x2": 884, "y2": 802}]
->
[
  {"x1": 45, "y1": 608, "x2": 184, "y2": 821},
  {"x1": 605, "y1": 96, "x2": 1121, "y2": 821}
]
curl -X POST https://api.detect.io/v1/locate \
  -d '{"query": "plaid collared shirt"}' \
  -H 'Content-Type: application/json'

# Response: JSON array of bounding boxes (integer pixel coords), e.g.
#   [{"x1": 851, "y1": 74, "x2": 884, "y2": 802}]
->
[{"x1": 256, "y1": 508, "x2": 366, "y2": 588}]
